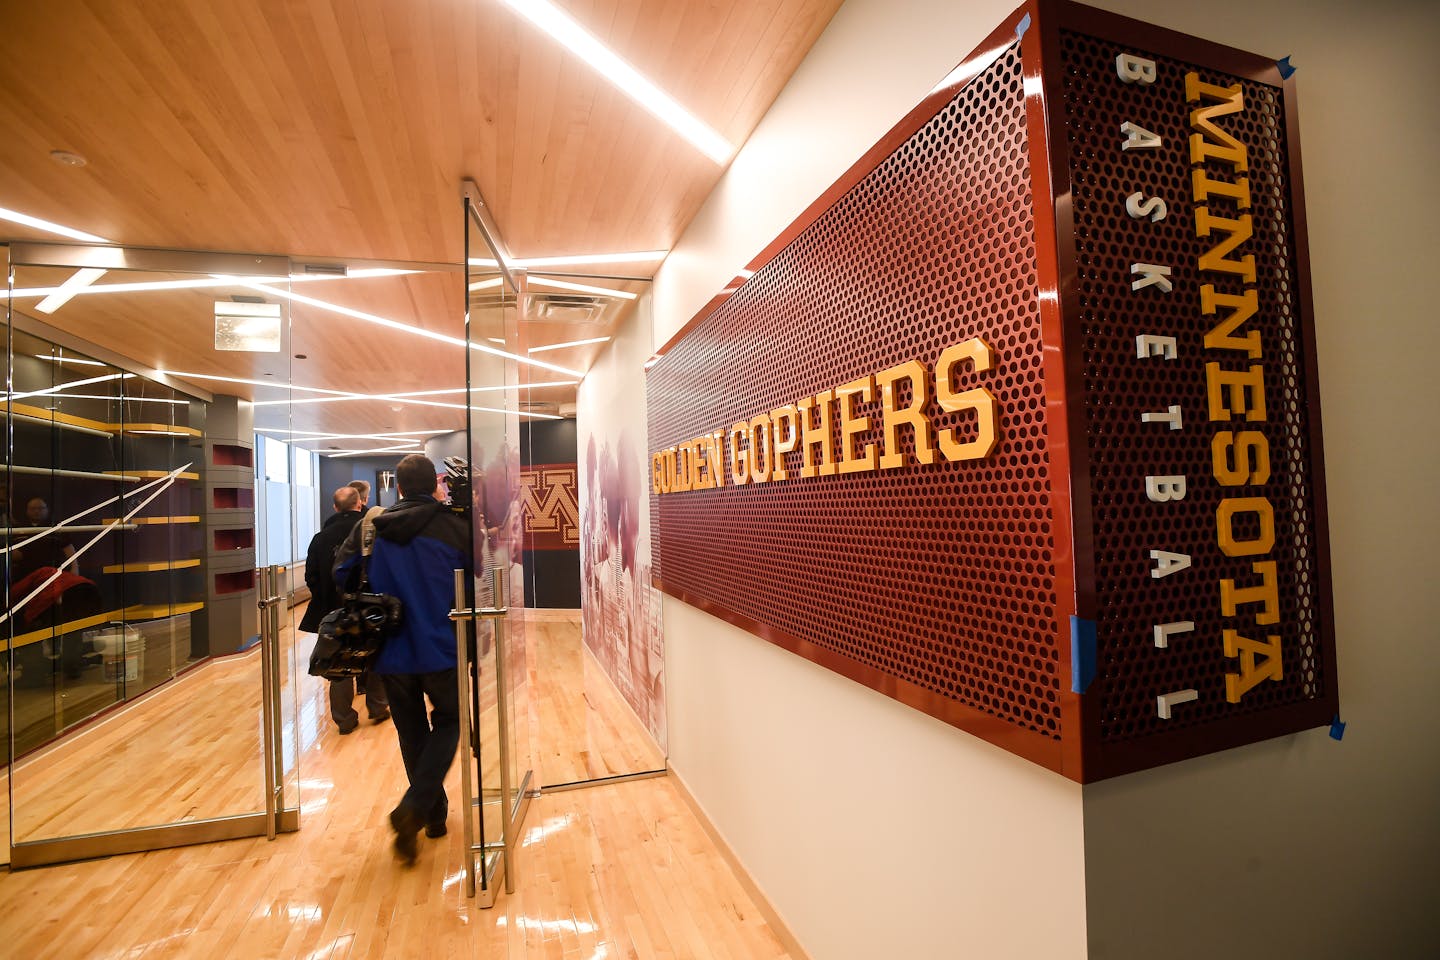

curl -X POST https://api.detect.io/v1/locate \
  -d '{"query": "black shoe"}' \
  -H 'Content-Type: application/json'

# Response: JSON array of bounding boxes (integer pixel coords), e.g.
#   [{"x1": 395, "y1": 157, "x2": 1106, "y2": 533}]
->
[
  {"x1": 425, "y1": 820, "x2": 447, "y2": 839},
  {"x1": 369, "y1": 708, "x2": 390, "y2": 723},
  {"x1": 337, "y1": 720, "x2": 358, "y2": 735},
  {"x1": 389, "y1": 807, "x2": 421, "y2": 865}
]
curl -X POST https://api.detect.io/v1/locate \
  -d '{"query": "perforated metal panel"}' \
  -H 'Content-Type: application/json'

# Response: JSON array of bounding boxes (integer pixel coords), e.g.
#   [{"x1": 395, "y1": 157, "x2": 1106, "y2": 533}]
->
[
  {"x1": 647, "y1": 0, "x2": 1336, "y2": 781},
  {"x1": 650, "y1": 41, "x2": 1068, "y2": 752},
  {"x1": 1057, "y1": 26, "x2": 1332, "y2": 772}
]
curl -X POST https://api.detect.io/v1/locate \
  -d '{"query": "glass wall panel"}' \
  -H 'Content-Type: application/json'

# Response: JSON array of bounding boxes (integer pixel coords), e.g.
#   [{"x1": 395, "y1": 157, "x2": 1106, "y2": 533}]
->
[{"x1": 5, "y1": 253, "x2": 288, "y2": 851}]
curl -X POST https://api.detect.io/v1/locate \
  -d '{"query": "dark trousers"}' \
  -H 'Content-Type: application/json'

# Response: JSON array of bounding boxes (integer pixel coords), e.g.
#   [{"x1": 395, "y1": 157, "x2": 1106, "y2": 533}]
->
[
  {"x1": 329, "y1": 669, "x2": 389, "y2": 729},
  {"x1": 381, "y1": 668, "x2": 459, "y2": 826}
]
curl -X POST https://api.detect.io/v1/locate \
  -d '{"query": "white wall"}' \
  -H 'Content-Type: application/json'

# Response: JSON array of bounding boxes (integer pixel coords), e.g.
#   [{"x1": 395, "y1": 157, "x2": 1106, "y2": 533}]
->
[
  {"x1": 624, "y1": 0, "x2": 1440, "y2": 957},
  {"x1": 650, "y1": 1, "x2": 1087, "y2": 958}
]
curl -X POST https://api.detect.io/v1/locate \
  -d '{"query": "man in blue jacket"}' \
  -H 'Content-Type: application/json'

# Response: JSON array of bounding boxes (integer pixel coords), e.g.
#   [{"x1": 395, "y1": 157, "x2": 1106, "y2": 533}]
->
[{"x1": 334, "y1": 454, "x2": 471, "y2": 865}]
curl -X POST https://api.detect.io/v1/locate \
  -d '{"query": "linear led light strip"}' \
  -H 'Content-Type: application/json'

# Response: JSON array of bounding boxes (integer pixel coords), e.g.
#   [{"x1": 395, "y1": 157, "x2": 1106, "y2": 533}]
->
[
  {"x1": 250, "y1": 380, "x2": 577, "y2": 407},
  {"x1": 6, "y1": 371, "x2": 133, "y2": 401},
  {"x1": 528, "y1": 336, "x2": 610, "y2": 354},
  {"x1": 0, "y1": 206, "x2": 110, "y2": 313},
  {"x1": 236, "y1": 282, "x2": 584, "y2": 379},
  {"x1": 496, "y1": 0, "x2": 733, "y2": 163},
  {"x1": 36, "y1": 354, "x2": 106, "y2": 367},
  {"x1": 528, "y1": 275, "x2": 638, "y2": 300},
  {"x1": 326, "y1": 443, "x2": 424, "y2": 459},
  {"x1": 163, "y1": 370, "x2": 561, "y2": 420},
  {"x1": 257, "y1": 429, "x2": 450, "y2": 441},
  {"x1": 467, "y1": 250, "x2": 666, "y2": 269},
  {"x1": 8, "y1": 267, "x2": 420, "y2": 301},
  {"x1": 54, "y1": 393, "x2": 190, "y2": 404}
]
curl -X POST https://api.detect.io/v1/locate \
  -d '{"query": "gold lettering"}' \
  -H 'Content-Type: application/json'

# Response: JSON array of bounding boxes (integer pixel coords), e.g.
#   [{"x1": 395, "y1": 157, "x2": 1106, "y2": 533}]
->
[
  {"x1": 1206, "y1": 363, "x2": 1267, "y2": 422},
  {"x1": 1212, "y1": 430, "x2": 1271, "y2": 486},
  {"x1": 1191, "y1": 169, "x2": 1250, "y2": 209},
  {"x1": 729, "y1": 422, "x2": 750, "y2": 486},
  {"x1": 1186, "y1": 73, "x2": 1248, "y2": 171},
  {"x1": 652, "y1": 453, "x2": 664, "y2": 495},
  {"x1": 748, "y1": 414, "x2": 773, "y2": 483},
  {"x1": 691, "y1": 438, "x2": 709, "y2": 489},
  {"x1": 770, "y1": 405, "x2": 798, "y2": 481},
  {"x1": 1195, "y1": 208, "x2": 1256, "y2": 284},
  {"x1": 1217, "y1": 496, "x2": 1275, "y2": 557},
  {"x1": 836, "y1": 375, "x2": 877, "y2": 475},
  {"x1": 1223, "y1": 628, "x2": 1283, "y2": 702},
  {"x1": 709, "y1": 432, "x2": 725, "y2": 488},
  {"x1": 798, "y1": 391, "x2": 836, "y2": 478},
  {"x1": 678, "y1": 445, "x2": 694, "y2": 492},
  {"x1": 1200, "y1": 286, "x2": 1261, "y2": 358},
  {"x1": 874, "y1": 360, "x2": 935, "y2": 470},
  {"x1": 935, "y1": 338, "x2": 999, "y2": 461},
  {"x1": 1221, "y1": 560, "x2": 1280, "y2": 626}
]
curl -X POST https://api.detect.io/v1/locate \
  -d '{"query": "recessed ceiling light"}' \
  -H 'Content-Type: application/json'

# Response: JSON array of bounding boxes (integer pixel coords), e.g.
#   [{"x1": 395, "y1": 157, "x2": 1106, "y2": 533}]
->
[
  {"x1": 49, "y1": 149, "x2": 87, "y2": 167},
  {"x1": 497, "y1": 0, "x2": 733, "y2": 163}
]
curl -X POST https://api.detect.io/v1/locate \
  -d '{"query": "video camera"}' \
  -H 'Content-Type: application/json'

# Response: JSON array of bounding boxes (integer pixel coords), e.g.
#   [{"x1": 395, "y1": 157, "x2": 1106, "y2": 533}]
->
[{"x1": 442, "y1": 456, "x2": 471, "y2": 519}]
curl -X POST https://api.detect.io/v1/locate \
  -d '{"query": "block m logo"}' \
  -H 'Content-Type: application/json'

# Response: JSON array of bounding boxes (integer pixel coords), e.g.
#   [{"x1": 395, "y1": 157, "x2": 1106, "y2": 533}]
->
[{"x1": 519, "y1": 465, "x2": 580, "y2": 548}]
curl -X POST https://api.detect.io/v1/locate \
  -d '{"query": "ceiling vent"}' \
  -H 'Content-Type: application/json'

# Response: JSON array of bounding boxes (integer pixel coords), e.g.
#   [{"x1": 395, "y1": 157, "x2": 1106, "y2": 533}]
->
[
  {"x1": 526, "y1": 293, "x2": 608, "y2": 324},
  {"x1": 298, "y1": 262, "x2": 348, "y2": 277}
]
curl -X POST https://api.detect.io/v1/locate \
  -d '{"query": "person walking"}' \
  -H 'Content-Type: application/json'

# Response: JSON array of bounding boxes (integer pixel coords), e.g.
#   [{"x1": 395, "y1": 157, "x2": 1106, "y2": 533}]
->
[
  {"x1": 300, "y1": 486, "x2": 389, "y2": 734},
  {"x1": 334, "y1": 454, "x2": 470, "y2": 864}
]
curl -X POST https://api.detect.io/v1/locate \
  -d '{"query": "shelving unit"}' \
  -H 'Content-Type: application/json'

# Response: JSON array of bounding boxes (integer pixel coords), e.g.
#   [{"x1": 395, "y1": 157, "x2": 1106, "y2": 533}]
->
[
  {"x1": 4, "y1": 328, "x2": 212, "y2": 756},
  {"x1": 197, "y1": 395, "x2": 257, "y2": 654}
]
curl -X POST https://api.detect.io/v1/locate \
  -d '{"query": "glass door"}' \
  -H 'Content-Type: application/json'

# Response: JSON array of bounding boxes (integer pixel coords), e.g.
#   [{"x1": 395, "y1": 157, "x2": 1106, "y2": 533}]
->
[
  {"x1": 456, "y1": 187, "x2": 535, "y2": 902},
  {"x1": 3, "y1": 242, "x2": 298, "y2": 866}
]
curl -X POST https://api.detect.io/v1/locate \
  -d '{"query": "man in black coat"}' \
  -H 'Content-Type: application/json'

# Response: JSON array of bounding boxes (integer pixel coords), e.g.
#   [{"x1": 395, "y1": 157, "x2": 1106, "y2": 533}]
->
[{"x1": 301, "y1": 485, "x2": 389, "y2": 734}]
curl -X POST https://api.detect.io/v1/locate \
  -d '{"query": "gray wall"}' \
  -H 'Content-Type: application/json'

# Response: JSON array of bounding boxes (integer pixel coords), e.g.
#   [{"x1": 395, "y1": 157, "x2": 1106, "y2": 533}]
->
[{"x1": 318, "y1": 454, "x2": 405, "y2": 509}]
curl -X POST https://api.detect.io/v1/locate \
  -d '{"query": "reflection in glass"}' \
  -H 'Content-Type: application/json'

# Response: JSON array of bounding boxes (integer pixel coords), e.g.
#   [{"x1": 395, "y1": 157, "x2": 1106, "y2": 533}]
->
[{"x1": 4, "y1": 260, "x2": 284, "y2": 847}]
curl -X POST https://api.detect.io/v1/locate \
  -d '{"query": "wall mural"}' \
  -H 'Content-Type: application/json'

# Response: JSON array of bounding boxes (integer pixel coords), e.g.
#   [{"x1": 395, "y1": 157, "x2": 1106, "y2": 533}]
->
[{"x1": 581, "y1": 418, "x2": 666, "y2": 748}]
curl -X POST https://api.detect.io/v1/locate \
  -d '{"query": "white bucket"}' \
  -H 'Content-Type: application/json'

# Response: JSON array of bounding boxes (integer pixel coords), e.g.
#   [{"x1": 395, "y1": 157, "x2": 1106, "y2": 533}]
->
[{"x1": 87, "y1": 624, "x2": 145, "y2": 683}]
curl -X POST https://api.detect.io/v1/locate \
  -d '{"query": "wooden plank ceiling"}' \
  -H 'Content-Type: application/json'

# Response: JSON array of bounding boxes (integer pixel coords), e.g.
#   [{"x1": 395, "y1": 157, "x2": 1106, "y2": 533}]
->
[{"x1": 0, "y1": 0, "x2": 841, "y2": 449}]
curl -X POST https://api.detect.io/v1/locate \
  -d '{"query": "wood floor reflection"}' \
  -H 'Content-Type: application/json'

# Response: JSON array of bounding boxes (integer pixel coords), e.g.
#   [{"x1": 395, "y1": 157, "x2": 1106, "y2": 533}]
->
[
  {"x1": 0, "y1": 607, "x2": 789, "y2": 958},
  {"x1": 529, "y1": 609, "x2": 666, "y2": 786}
]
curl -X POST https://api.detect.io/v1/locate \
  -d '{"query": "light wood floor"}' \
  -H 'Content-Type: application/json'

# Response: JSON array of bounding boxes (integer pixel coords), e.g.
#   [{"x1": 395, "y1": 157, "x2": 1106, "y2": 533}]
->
[
  {"x1": 0, "y1": 607, "x2": 790, "y2": 958},
  {"x1": 529, "y1": 611, "x2": 666, "y2": 786}
]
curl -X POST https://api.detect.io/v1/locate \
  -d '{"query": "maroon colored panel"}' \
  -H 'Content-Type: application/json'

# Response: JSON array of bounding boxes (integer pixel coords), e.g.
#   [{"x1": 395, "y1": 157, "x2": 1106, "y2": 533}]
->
[
  {"x1": 519, "y1": 463, "x2": 580, "y2": 551},
  {"x1": 1048, "y1": 8, "x2": 1336, "y2": 777},
  {"x1": 650, "y1": 34, "x2": 1072, "y2": 770},
  {"x1": 647, "y1": 0, "x2": 1336, "y2": 782}
]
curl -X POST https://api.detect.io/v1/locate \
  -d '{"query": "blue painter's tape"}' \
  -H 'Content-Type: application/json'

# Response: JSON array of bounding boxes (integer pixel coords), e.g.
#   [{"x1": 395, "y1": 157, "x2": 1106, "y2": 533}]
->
[
  {"x1": 1016, "y1": 13, "x2": 1032, "y2": 39},
  {"x1": 1277, "y1": 55, "x2": 1296, "y2": 79},
  {"x1": 1071, "y1": 616, "x2": 1097, "y2": 694},
  {"x1": 1330, "y1": 714, "x2": 1346, "y2": 741}
]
